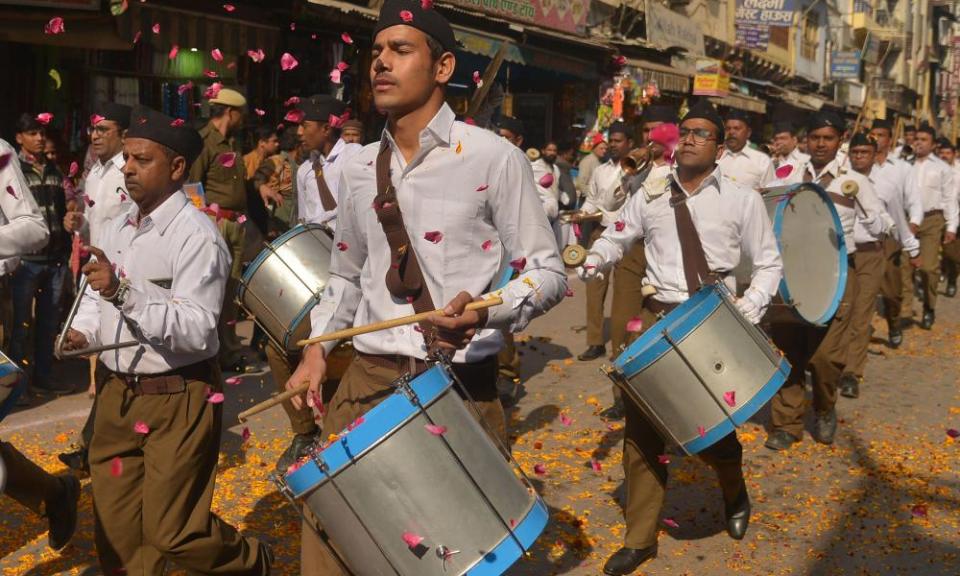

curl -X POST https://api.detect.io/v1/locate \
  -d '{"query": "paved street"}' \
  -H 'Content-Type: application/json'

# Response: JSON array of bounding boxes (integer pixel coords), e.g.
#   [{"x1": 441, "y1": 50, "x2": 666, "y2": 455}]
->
[{"x1": 2, "y1": 271, "x2": 959, "y2": 575}]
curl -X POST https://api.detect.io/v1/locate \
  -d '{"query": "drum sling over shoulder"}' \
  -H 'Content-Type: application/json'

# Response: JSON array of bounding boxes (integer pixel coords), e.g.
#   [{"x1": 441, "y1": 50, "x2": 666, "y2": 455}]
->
[{"x1": 669, "y1": 180, "x2": 716, "y2": 295}]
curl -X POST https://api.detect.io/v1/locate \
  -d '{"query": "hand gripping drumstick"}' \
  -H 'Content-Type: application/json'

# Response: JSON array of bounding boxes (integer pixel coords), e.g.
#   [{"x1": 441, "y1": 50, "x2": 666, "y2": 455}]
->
[{"x1": 237, "y1": 296, "x2": 504, "y2": 423}]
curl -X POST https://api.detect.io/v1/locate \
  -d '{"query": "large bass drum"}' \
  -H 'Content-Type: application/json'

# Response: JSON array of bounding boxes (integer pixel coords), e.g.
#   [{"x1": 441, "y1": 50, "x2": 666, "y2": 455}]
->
[{"x1": 0, "y1": 350, "x2": 25, "y2": 424}]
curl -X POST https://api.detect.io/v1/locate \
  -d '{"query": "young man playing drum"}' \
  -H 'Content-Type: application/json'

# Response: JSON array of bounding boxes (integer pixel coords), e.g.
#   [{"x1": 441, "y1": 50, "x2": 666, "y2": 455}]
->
[
  {"x1": 578, "y1": 100, "x2": 783, "y2": 575},
  {"x1": 284, "y1": 1, "x2": 566, "y2": 573}
]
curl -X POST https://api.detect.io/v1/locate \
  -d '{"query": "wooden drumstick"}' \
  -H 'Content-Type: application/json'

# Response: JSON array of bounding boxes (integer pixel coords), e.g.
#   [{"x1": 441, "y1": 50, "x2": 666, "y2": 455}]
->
[
  {"x1": 295, "y1": 296, "x2": 504, "y2": 347},
  {"x1": 238, "y1": 383, "x2": 309, "y2": 423}
]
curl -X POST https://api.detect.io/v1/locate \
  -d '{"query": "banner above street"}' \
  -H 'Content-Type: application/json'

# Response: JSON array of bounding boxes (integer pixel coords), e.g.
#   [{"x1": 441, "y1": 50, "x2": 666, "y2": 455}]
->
[{"x1": 446, "y1": 0, "x2": 590, "y2": 35}]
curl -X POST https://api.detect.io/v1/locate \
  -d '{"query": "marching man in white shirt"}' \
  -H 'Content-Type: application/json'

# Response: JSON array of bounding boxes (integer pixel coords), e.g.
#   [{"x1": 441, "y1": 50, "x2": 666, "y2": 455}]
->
[
  {"x1": 578, "y1": 100, "x2": 783, "y2": 575},
  {"x1": 284, "y1": 1, "x2": 566, "y2": 573},
  {"x1": 762, "y1": 121, "x2": 809, "y2": 185},
  {"x1": 717, "y1": 109, "x2": 771, "y2": 190},
  {"x1": 60, "y1": 106, "x2": 272, "y2": 575},
  {"x1": 906, "y1": 123, "x2": 958, "y2": 329}
]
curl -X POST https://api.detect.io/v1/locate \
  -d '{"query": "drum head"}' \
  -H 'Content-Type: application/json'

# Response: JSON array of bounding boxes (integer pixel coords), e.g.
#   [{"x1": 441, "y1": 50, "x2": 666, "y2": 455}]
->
[{"x1": 768, "y1": 183, "x2": 847, "y2": 325}]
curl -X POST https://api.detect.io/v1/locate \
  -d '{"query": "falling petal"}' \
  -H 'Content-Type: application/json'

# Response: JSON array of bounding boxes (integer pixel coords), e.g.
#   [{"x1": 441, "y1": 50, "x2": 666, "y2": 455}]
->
[
  {"x1": 44, "y1": 17, "x2": 65, "y2": 35},
  {"x1": 947, "y1": 428, "x2": 959, "y2": 439},
  {"x1": 425, "y1": 424, "x2": 447, "y2": 436},
  {"x1": 110, "y1": 456, "x2": 123, "y2": 477},
  {"x1": 90, "y1": 114, "x2": 106, "y2": 127},
  {"x1": 509, "y1": 257, "x2": 527, "y2": 271},
  {"x1": 226, "y1": 319, "x2": 237, "y2": 326},
  {"x1": 177, "y1": 81, "x2": 194, "y2": 95},
  {"x1": 170, "y1": 118, "x2": 185, "y2": 127},
  {"x1": 626, "y1": 317, "x2": 643, "y2": 333},
  {"x1": 151, "y1": 23, "x2": 160, "y2": 34},
  {"x1": 662, "y1": 517, "x2": 679, "y2": 528},
  {"x1": 204, "y1": 69, "x2": 219, "y2": 78},
  {"x1": 237, "y1": 214, "x2": 247, "y2": 224},
  {"x1": 6, "y1": 186, "x2": 17, "y2": 200},
  {"x1": 328, "y1": 113, "x2": 345, "y2": 128},
  {"x1": 284, "y1": 109, "x2": 305, "y2": 123},
  {"x1": 36, "y1": 113, "x2": 54, "y2": 126},
  {"x1": 657, "y1": 454, "x2": 671, "y2": 464},
  {"x1": 283, "y1": 96, "x2": 301, "y2": 107},
  {"x1": 472, "y1": 70, "x2": 482, "y2": 85},
  {"x1": 614, "y1": 220, "x2": 625, "y2": 232},
  {"x1": 476, "y1": 184, "x2": 489, "y2": 192},
  {"x1": 207, "y1": 392, "x2": 225, "y2": 404},
  {"x1": 110, "y1": 0, "x2": 129, "y2": 16},
  {"x1": 225, "y1": 376, "x2": 242, "y2": 386},
  {"x1": 241, "y1": 427, "x2": 251, "y2": 442},
  {"x1": 421, "y1": 0, "x2": 434, "y2": 7},
  {"x1": 133, "y1": 421, "x2": 150, "y2": 435},
  {"x1": 203, "y1": 83, "x2": 223, "y2": 100},
  {"x1": 465, "y1": 117, "x2": 476, "y2": 125},
  {"x1": 533, "y1": 463, "x2": 547, "y2": 476},
  {"x1": 336, "y1": 241, "x2": 349, "y2": 251},
  {"x1": 227, "y1": 62, "x2": 237, "y2": 70},
  {"x1": 481, "y1": 240, "x2": 493, "y2": 251},
  {"x1": 280, "y1": 52, "x2": 299, "y2": 71},
  {"x1": 538, "y1": 173, "x2": 554, "y2": 188},
  {"x1": 559, "y1": 412, "x2": 573, "y2": 426},
  {"x1": 402, "y1": 531, "x2": 424, "y2": 549},
  {"x1": 49, "y1": 69, "x2": 62, "y2": 89},
  {"x1": 218, "y1": 152, "x2": 237, "y2": 168},
  {"x1": 223, "y1": 3, "x2": 236, "y2": 12},
  {"x1": 911, "y1": 504, "x2": 928, "y2": 518},
  {"x1": 329, "y1": 68, "x2": 342, "y2": 84},
  {"x1": 424, "y1": 230, "x2": 443, "y2": 243},
  {"x1": 133, "y1": 31, "x2": 142, "y2": 44},
  {"x1": 399, "y1": 9, "x2": 414, "y2": 22},
  {"x1": 254, "y1": 108, "x2": 265, "y2": 116},
  {"x1": 697, "y1": 425, "x2": 706, "y2": 438},
  {"x1": 775, "y1": 164, "x2": 794, "y2": 179},
  {"x1": 336, "y1": 61, "x2": 349, "y2": 71},
  {"x1": 341, "y1": 32, "x2": 354, "y2": 44},
  {"x1": 211, "y1": 48, "x2": 224, "y2": 62},
  {"x1": 68, "y1": 161, "x2": 79, "y2": 178},
  {"x1": 289, "y1": 22, "x2": 296, "y2": 31},
  {"x1": 0, "y1": 153, "x2": 10, "y2": 170},
  {"x1": 247, "y1": 48, "x2": 265, "y2": 63},
  {"x1": 590, "y1": 459, "x2": 602, "y2": 473},
  {"x1": 723, "y1": 390, "x2": 736, "y2": 407},
  {"x1": 613, "y1": 54, "x2": 627, "y2": 66},
  {"x1": 167, "y1": 45, "x2": 179, "y2": 60}
]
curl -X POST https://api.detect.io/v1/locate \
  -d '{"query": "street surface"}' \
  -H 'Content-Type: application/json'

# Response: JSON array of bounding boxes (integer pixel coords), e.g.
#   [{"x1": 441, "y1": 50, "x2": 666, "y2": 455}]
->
[{"x1": 2, "y1": 271, "x2": 959, "y2": 575}]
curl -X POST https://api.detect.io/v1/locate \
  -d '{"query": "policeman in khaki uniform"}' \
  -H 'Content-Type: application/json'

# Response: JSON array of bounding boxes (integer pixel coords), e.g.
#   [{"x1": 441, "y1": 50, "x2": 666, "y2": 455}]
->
[
  {"x1": 0, "y1": 136, "x2": 80, "y2": 552},
  {"x1": 189, "y1": 88, "x2": 249, "y2": 372},
  {"x1": 62, "y1": 106, "x2": 271, "y2": 575}
]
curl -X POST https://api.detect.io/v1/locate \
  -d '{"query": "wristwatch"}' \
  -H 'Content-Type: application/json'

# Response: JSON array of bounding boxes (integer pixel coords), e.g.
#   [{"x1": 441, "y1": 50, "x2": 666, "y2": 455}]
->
[{"x1": 103, "y1": 278, "x2": 131, "y2": 308}]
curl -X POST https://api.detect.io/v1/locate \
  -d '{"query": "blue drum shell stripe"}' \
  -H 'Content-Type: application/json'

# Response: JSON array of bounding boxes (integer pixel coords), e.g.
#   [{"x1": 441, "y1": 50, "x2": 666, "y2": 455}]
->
[
  {"x1": 773, "y1": 183, "x2": 848, "y2": 326},
  {"x1": 286, "y1": 364, "x2": 453, "y2": 497},
  {"x1": 465, "y1": 497, "x2": 549, "y2": 576}
]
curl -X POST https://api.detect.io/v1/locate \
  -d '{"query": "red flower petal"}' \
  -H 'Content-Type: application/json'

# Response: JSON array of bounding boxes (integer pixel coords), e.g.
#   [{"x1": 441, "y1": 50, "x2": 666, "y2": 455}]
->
[
  {"x1": 207, "y1": 392, "x2": 225, "y2": 404},
  {"x1": 509, "y1": 257, "x2": 527, "y2": 271},
  {"x1": 402, "y1": 531, "x2": 424, "y2": 549},
  {"x1": 399, "y1": 9, "x2": 414, "y2": 22},
  {"x1": 626, "y1": 317, "x2": 643, "y2": 332},
  {"x1": 481, "y1": 240, "x2": 493, "y2": 251},
  {"x1": 90, "y1": 114, "x2": 105, "y2": 127},
  {"x1": 133, "y1": 421, "x2": 150, "y2": 435},
  {"x1": 218, "y1": 152, "x2": 237, "y2": 168},
  {"x1": 476, "y1": 184, "x2": 489, "y2": 192},
  {"x1": 151, "y1": 23, "x2": 160, "y2": 34},
  {"x1": 697, "y1": 425, "x2": 706, "y2": 438},
  {"x1": 421, "y1": 0, "x2": 434, "y2": 8},
  {"x1": 254, "y1": 108, "x2": 266, "y2": 117},
  {"x1": 538, "y1": 173, "x2": 554, "y2": 188},
  {"x1": 663, "y1": 517, "x2": 679, "y2": 528},
  {"x1": 425, "y1": 424, "x2": 447, "y2": 436},
  {"x1": 44, "y1": 17, "x2": 65, "y2": 35},
  {"x1": 336, "y1": 61, "x2": 349, "y2": 72},
  {"x1": 614, "y1": 220, "x2": 625, "y2": 232},
  {"x1": 590, "y1": 458, "x2": 602, "y2": 473},
  {"x1": 336, "y1": 241, "x2": 349, "y2": 251},
  {"x1": 211, "y1": 48, "x2": 224, "y2": 62},
  {"x1": 110, "y1": 456, "x2": 123, "y2": 477},
  {"x1": 341, "y1": 32, "x2": 354, "y2": 44},
  {"x1": 947, "y1": 428, "x2": 959, "y2": 439},
  {"x1": 223, "y1": 3, "x2": 236, "y2": 12},
  {"x1": 560, "y1": 412, "x2": 572, "y2": 426},
  {"x1": 424, "y1": 230, "x2": 443, "y2": 243},
  {"x1": 280, "y1": 52, "x2": 299, "y2": 71},
  {"x1": 6, "y1": 186, "x2": 18, "y2": 200},
  {"x1": 225, "y1": 376, "x2": 242, "y2": 385},
  {"x1": 132, "y1": 31, "x2": 142, "y2": 44},
  {"x1": 247, "y1": 48, "x2": 265, "y2": 63},
  {"x1": 177, "y1": 81, "x2": 193, "y2": 95},
  {"x1": 329, "y1": 69, "x2": 342, "y2": 84},
  {"x1": 289, "y1": 22, "x2": 296, "y2": 31},
  {"x1": 203, "y1": 83, "x2": 223, "y2": 100},
  {"x1": 203, "y1": 69, "x2": 219, "y2": 79},
  {"x1": 284, "y1": 109, "x2": 305, "y2": 123},
  {"x1": 565, "y1": 288, "x2": 574, "y2": 297},
  {"x1": 657, "y1": 454, "x2": 670, "y2": 464},
  {"x1": 775, "y1": 164, "x2": 794, "y2": 179},
  {"x1": 533, "y1": 463, "x2": 547, "y2": 476},
  {"x1": 241, "y1": 426, "x2": 251, "y2": 442},
  {"x1": 911, "y1": 504, "x2": 928, "y2": 518},
  {"x1": 36, "y1": 113, "x2": 53, "y2": 126},
  {"x1": 170, "y1": 118, "x2": 185, "y2": 127},
  {"x1": 347, "y1": 416, "x2": 365, "y2": 431},
  {"x1": 68, "y1": 161, "x2": 79, "y2": 178},
  {"x1": 283, "y1": 96, "x2": 301, "y2": 107},
  {"x1": 723, "y1": 390, "x2": 736, "y2": 407}
]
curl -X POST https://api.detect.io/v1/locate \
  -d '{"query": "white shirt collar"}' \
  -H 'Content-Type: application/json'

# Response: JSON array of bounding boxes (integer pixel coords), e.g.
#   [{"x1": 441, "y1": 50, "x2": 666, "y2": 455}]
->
[
  {"x1": 669, "y1": 166, "x2": 721, "y2": 197},
  {"x1": 121, "y1": 190, "x2": 189, "y2": 236},
  {"x1": 381, "y1": 103, "x2": 456, "y2": 170},
  {"x1": 94, "y1": 151, "x2": 125, "y2": 174}
]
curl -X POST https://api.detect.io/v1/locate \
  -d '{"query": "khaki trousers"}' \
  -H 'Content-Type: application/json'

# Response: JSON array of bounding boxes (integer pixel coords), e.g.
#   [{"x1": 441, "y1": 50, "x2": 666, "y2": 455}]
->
[
  {"x1": 610, "y1": 243, "x2": 647, "y2": 357},
  {"x1": 843, "y1": 248, "x2": 885, "y2": 377},
  {"x1": 89, "y1": 366, "x2": 267, "y2": 576},
  {"x1": 300, "y1": 355, "x2": 507, "y2": 576},
  {"x1": 881, "y1": 238, "x2": 905, "y2": 325},
  {"x1": 621, "y1": 307, "x2": 744, "y2": 548},
  {"x1": 770, "y1": 262, "x2": 856, "y2": 438},
  {"x1": 215, "y1": 218, "x2": 246, "y2": 368},
  {"x1": 0, "y1": 440, "x2": 62, "y2": 516},
  {"x1": 911, "y1": 213, "x2": 945, "y2": 313},
  {"x1": 943, "y1": 235, "x2": 960, "y2": 284},
  {"x1": 264, "y1": 342, "x2": 318, "y2": 436}
]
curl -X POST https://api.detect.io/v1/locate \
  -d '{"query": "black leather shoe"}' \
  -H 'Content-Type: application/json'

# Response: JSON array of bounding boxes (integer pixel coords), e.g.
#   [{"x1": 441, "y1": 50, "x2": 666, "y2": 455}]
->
[
  {"x1": 57, "y1": 447, "x2": 90, "y2": 475},
  {"x1": 577, "y1": 345, "x2": 606, "y2": 361},
  {"x1": 276, "y1": 433, "x2": 317, "y2": 474},
  {"x1": 888, "y1": 323, "x2": 903, "y2": 348},
  {"x1": 921, "y1": 309, "x2": 935, "y2": 330},
  {"x1": 838, "y1": 373, "x2": 860, "y2": 399},
  {"x1": 600, "y1": 398, "x2": 625, "y2": 420},
  {"x1": 813, "y1": 408, "x2": 837, "y2": 444},
  {"x1": 725, "y1": 483, "x2": 751, "y2": 540},
  {"x1": 764, "y1": 429, "x2": 800, "y2": 451},
  {"x1": 948, "y1": 282, "x2": 957, "y2": 297},
  {"x1": 603, "y1": 545, "x2": 657, "y2": 575},
  {"x1": 47, "y1": 475, "x2": 80, "y2": 551}
]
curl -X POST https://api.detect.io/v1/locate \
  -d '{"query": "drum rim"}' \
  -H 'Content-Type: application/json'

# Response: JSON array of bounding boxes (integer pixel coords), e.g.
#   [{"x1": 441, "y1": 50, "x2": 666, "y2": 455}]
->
[
  {"x1": 462, "y1": 497, "x2": 549, "y2": 576},
  {"x1": 286, "y1": 364, "x2": 453, "y2": 496},
  {"x1": 238, "y1": 223, "x2": 330, "y2": 290},
  {"x1": 0, "y1": 371, "x2": 25, "y2": 424},
  {"x1": 773, "y1": 183, "x2": 848, "y2": 326},
  {"x1": 281, "y1": 296, "x2": 322, "y2": 352}
]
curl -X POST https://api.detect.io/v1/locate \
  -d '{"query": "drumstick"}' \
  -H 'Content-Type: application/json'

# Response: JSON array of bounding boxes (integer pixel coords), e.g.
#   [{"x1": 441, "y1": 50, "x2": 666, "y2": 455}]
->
[
  {"x1": 295, "y1": 296, "x2": 504, "y2": 347},
  {"x1": 238, "y1": 383, "x2": 308, "y2": 423}
]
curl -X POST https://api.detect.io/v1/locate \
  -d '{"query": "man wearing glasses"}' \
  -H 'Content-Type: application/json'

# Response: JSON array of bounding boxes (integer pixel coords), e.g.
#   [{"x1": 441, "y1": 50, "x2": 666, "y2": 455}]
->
[{"x1": 578, "y1": 100, "x2": 782, "y2": 575}]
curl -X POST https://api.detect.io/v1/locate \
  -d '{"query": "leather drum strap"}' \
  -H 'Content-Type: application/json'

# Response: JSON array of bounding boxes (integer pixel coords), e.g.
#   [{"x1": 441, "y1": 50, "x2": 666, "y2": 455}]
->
[
  {"x1": 669, "y1": 181, "x2": 712, "y2": 296},
  {"x1": 312, "y1": 157, "x2": 339, "y2": 212},
  {"x1": 802, "y1": 169, "x2": 853, "y2": 209},
  {"x1": 373, "y1": 144, "x2": 438, "y2": 351}
]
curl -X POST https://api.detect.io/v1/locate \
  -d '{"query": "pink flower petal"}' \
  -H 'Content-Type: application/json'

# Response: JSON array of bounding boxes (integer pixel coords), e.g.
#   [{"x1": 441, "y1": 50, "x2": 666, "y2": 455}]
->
[
  {"x1": 538, "y1": 173, "x2": 554, "y2": 188},
  {"x1": 280, "y1": 52, "x2": 299, "y2": 71},
  {"x1": 421, "y1": 0, "x2": 434, "y2": 8},
  {"x1": 283, "y1": 96, "x2": 301, "y2": 107},
  {"x1": 402, "y1": 531, "x2": 424, "y2": 549},
  {"x1": 662, "y1": 517, "x2": 679, "y2": 528},
  {"x1": 613, "y1": 54, "x2": 627, "y2": 66},
  {"x1": 170, "y1": 118, "x2": 185, "y2": 127},
  {"x1": 336, "y1": 241, "x2": 349, "y2": 251},
  {"x1": 227, "y1": 62, "x2": 237, "y2": 70},
  {"x1": 476, "y1": 184, "x2": 489, "y2": 192},
  {"x1": 90, "y1": 114, "x2": 106, "y2": 127},
  {"x1": 341, "y1": 32, "x2": 354, "y2": 44},
  {"x1": 289, "y1": 22, "x2": 296, "y2": 31},
  {"x1": 133, "y1": 30, "x2": 142, "y2": 44},
  {"x1": 559, "y1": 412, "x2": 573, "y2": 426},
  {"x1": 207, "y1": 392, "x2": 225, "y2": 404},
  {"x1": 247, "y1": 49, "x2": 265, "y2": 63},
  {"x1": 237, "y1": 214, "x2": 247, "y2": 224},
  {"x1": 565, "y1": 288, "x2": 574, "y2": 297},
  {"x1": 571, "y1": 222, "x2": 582, "y2": 238},
  {"x1": 657, "y1": 454, "x2": 671, "y2": 464},
  {"x1": 911, "y1": 504, "x2": 928, "y2": 518},
  {"x1": 6, "y1": 186, "x2": 17, "y2": 200},
  {"x1": 723, "y1": 390, "x2": 736, "y2": 407},
  {"x1": 223, "y1": 3, "x2": 236, "y2": 12},
  {"x1": 424, "y1": 230, "x2": 443, "y2": 243},
  {"x1": 399, "y1": 9, "x2": 414, "y2": 22},
  {"x1": 329, "y1": 69, "x2": 342, "y2": 84},
  {"x1": 947, "y1": 428, "x2": 959, "y2": 439},
  {"x1": 218, "y1": 152, "x2": 237, "y2": 168},
  {"x1": 36, "y1": 113, "x2": 53, "y2": 126},
  {"x1": 254, "y1": 108, "x2": 265, "y2": 116},
  {"x1": 425, "y1": 424, "x2": 447, "y2": 436},
  {"x1": 481, "y1": 240, "x2": 493, "y2": 251},
  {"x1": 626, "y1": 317, "x2": 643, "y2": 332},
  {"x1": 110, "y1": 456, "x2": 123, "y2": 477},
  {"x1": 775, "y1": 164, "x2": 794, "y2": 179},
  {"x1": 211, "y1": 48, "x2": 224, "y2": 62},
  {"x1": 241, "y1": 426, "x2": 251, "y2": 442},
  {"x1": 347, "y1": 416, "x2": 365, "y2": 431},
  {"x1": 472, "y1": 70, "x2": 482, "y2": 85},
  {"x1": 697, "y1": 425, "x2": 706, "y2": 438},
  {"x1": 336, "y1": 61, "x2": 349, "y2": 72},
  {"x1": 225, "y1": 376, "x2": 242, "y2": 386},
  {"x1": 68, "y1": 161, "x2": 79, "y2": 178},
  {"x1": 151, "y1": 23, "x2": 160, "y2": 34},
  {"x1": 203, "y1": 83, "x2": 223, "y2": 100},
  {"x1": 284, "y1": 109, "x2": 305, "y2": 124},
  {"x1": 204, "y1": 69, "x2": 219, "y2": 79},
  {"x1": 328, "y1": 113, "x2": 345, "y2": 128},
  {"x1": 133, "y1": 421, "x2": 150, "y2": 435},
  {"x1": 614, "y1": 220, "x2": 625, "y2": 232},
  {"x1": 83, "y1": 195, "x2": 94, "y2": 207},
  {"x1": 44, "y1": 17, "x2": 65, "y2": 35},
  {"x1": 509, "y1": 257, "x2": 527, "y2": 271},
  {"x1": 590, "y1": 458, "x2": 602, "y2": 473},
  {"x1": 533, "y1": 463, "x2": 547, "y2": 476},
  {"x1": 177, "y1": 81, "x2": 193, "y2": 95}
]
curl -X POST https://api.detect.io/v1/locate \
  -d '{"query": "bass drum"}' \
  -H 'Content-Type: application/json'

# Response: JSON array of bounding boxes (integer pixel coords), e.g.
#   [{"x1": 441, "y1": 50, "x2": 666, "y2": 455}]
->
[{"x1": 0, "y1": 350, "x2": 25, "y2": 425}]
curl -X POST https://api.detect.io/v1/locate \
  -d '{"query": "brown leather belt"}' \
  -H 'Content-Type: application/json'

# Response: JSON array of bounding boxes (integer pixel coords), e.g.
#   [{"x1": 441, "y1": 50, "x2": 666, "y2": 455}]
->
[
  {"x1": 642, "y1": 298, "x2": 679, "y2": 316},
  {"x1": 924, "y1": 209, "x2": 944, "y2": 218},
  {"x1": 109, "y1": 360, "x2": 214, "y2": 395},
  {"x1": 358, "y1": 352, "x2": 428, "y2": 375},
  {"x1": 855, "y1": 241, "x2": 883, "y2": 252}
]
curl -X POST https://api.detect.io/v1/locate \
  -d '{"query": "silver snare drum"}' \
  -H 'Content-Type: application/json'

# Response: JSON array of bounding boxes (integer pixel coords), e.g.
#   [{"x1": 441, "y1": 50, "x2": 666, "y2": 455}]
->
[
  {"x1": 238, "y1": 224, "x2": 334, "y2": 353},
  {"x1": 0, "y1": 350, "x2": 24, "y2": 424}
]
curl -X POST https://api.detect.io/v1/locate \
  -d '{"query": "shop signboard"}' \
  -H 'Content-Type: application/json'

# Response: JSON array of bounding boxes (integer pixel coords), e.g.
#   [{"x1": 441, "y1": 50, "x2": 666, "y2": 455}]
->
[
  {"x1": 734, "y1": 0, "x2": 793, "y2": 50},
  {"x1": 646, "y1": 2, "x2": 705, "y2": 57},
  {"x1": 446, "y1": 0, "x2": 590, "y2": 35},
  {"x1": 830, "y1": 50, "x2": 861, "y2": 80},
  {"x1": 693, "y1": 58, "x2": 730, "y2": 97}
]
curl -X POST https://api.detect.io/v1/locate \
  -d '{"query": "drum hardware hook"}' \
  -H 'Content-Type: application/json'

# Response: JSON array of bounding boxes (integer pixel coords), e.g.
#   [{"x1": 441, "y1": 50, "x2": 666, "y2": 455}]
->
[
  {"x1": 394, "y1": 375, "x2": 419, "y2": 404},
  {"x1": 436, "y1": 545, "x2": 461, "y2": 571}
]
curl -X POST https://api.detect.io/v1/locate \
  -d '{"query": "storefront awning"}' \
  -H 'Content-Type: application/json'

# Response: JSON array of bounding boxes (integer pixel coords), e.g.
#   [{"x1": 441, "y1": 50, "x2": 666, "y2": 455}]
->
[
  {"x1": 775, "y1": 88, "x2": 827, "y2": 111},
  {"x1": 709, "y1": 92, "x2": 767, "y2": 114},
  {"x1": 0, "y1": 10, "x2": 130, "y2": 51},
  {"x1": 626, "y1": 58, "x2": 691, "y2": 94},
  {"x1": 454, "y1": 27, "x2": 599, "y2": 79}
]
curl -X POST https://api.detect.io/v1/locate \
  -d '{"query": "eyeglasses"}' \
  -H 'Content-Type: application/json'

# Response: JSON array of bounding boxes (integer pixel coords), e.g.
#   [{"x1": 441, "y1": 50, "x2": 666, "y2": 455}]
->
[
  {"x1": 678, "y1": 127, "x2": 716, "y2": 145},
  {"x1": 86, "y1": 125, "x2": 115, "y2": 136}
]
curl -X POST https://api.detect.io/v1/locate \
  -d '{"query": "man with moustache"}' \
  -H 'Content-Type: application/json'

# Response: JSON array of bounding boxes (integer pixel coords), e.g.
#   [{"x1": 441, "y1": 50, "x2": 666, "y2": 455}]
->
[{"x1": 717, "y1": 109, "x2": 771, "y2": 190}]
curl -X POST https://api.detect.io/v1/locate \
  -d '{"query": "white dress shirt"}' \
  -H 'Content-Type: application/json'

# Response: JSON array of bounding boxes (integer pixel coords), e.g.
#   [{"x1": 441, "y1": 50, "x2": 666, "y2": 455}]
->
[
  {"x1": 308, "y1": 103, "x2": 566, "y2": 361},
  {"x1": 581, "y1": 159, "x2": 626, "y2": 228},
  {"x1": 762, "y1": 147, "x2": 810, "y2": 185},
  {"x1": 296, "y1": 138, "x2": 363, "y2": 230},
  {"x1": 530, "y1": 157, "x2": 560, "y2": 222},
  {"x1": 590, "y1": 167, "x2": 782, "y2": 313},
  {"x1": 82, "y1": 151, "x2": 133, "y2": 246},
  {"x1": 910, "y1": 154, "x2": 959, "y2": 233},
  {"x1": 718, "y1": 144, "x2": 772, "y2": 190},
  {"x1": 871, "y1": 156, "x2": 920, "y2": 257},
  {"x1": 71, "y1": 191, "x2": 230, "y2": 374},
  {"x1": 0, "y1": 138, "x2": 48, "y2": 260}
]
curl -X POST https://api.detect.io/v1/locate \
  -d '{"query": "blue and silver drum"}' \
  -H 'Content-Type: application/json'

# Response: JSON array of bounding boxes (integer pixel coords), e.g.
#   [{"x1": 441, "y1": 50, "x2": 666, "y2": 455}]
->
[
  {"x1": 285, "y1": 363, "x2": 548, "y2": 576},
  {"x1": 753, "y1": 183, "x2": 848, "y2": 326},
  {"x1": 605, "y1": 283, "x2": 791, "y2": 454},
  {"x1": 0, "y1": 350, "x2": 24, "y2": 424}
]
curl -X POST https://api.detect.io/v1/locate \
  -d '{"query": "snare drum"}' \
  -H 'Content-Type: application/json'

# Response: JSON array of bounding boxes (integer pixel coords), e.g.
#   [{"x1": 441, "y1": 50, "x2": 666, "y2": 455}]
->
[
  {"x1": 285, "y1": 363, "x2": 548, "y2": 576},
  {"x1": 0, "y1": 351, "x2": 24, "y2": 424},
  {"x1": 605, "y1": 283, "x2": 791, "y2": 454},
  {"x1": 238, "y1": 224, "x2": 334, "y2": 353}
]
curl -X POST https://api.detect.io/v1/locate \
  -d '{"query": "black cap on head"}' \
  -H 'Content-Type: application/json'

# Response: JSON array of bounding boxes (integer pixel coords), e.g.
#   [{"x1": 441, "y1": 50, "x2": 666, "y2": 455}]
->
[
  {"x1": 724, "y1": 109, "x2": 751, "y2": 125},
  {"x1": 937, "y1": 136, "x2": 955, "y2": 150},
  {"x1": 805, "y1": 110, "x2": 843, "y2": 134},
  {"x1": 641, "y1": 105, "x2": 678, "y2": 125},
  {"x1": 374, "y1": 0, "x2": 456, "y2": 53},
  {"x1": 772, "y1": 120, "x2": 796, "y2": 136},
  {"x1": 683, "y1": 100, "x2": 724, "y2": 137},
  {"x1": 903, "y1": 124, "x2": 916, "y2": 132},
  {"x1": 849, "y1": 131, "x2": 876, "y2": 149},
  {"x1": 497, "y1": 116, "x2": 524, "y2": 137},
  {"x1": 918, "y1": 122, "x2": 936, "y2": 138},
  {"x1": 301, "y1": 94, "x2": 347, "y2": 123},
  {"x1": 93, "y1": 102, "x2": 132, "y2": 130},
  {"x1": 871, "y1": 118, "x2": 893, "y2": 132},
  {"x1": 607, "y1": 121, "x2": 631, "y2": 138},
  {"x1": 127, "y1": 106, "x2": 203, "y2": 167}
]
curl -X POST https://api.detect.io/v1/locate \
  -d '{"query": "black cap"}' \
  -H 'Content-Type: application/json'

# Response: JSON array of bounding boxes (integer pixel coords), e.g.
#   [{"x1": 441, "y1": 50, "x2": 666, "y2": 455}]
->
[
  {"x1": 497, "y1": 116, "x2": 524, "y2": 137},
  {"x1": 301, "y1": 94, "x2": 347, "y2": 123},
  {"x1": 903, "y1": 124, "x2": 916, "y2": 131},
  {"x1": 918, "y1": 122, "x2": 936, "y2": 137},
  {"x1": 374, "y1": 0, "x2": 456, "y2": 53},
  {"x1": 683, "y1": 100, "x2": 724, "y2": 137},
  {"x1": 772, "y1": 120, "x2": 796, "y2": 136},
  {"x1": 93, "y1": 102, "x2": 132, "y2": 130},
  {"x1": 725, "y1": 109, "x2": 751, "y2": 124},
  {"x1": 805, "y1": 110, "x2": 843, "y2": 134},
  {"x1": 871, "y1": 118, "x2": 893, "y2": 131},
  {"x1": 937, "y1": 136, "x2": 955, "y2": 150},
  {"x1": 641, "y1": 105, "x2": 678, "y2": 124},
  {"x1": 607, "y1": 121, "x2": 630, "y2": 138},
  {"x1": 127, "y1": 106, "x2": 203, "y2": 167},
  {"x1": 849, "y1": 131, "x2": 876, "y2": 149}
]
